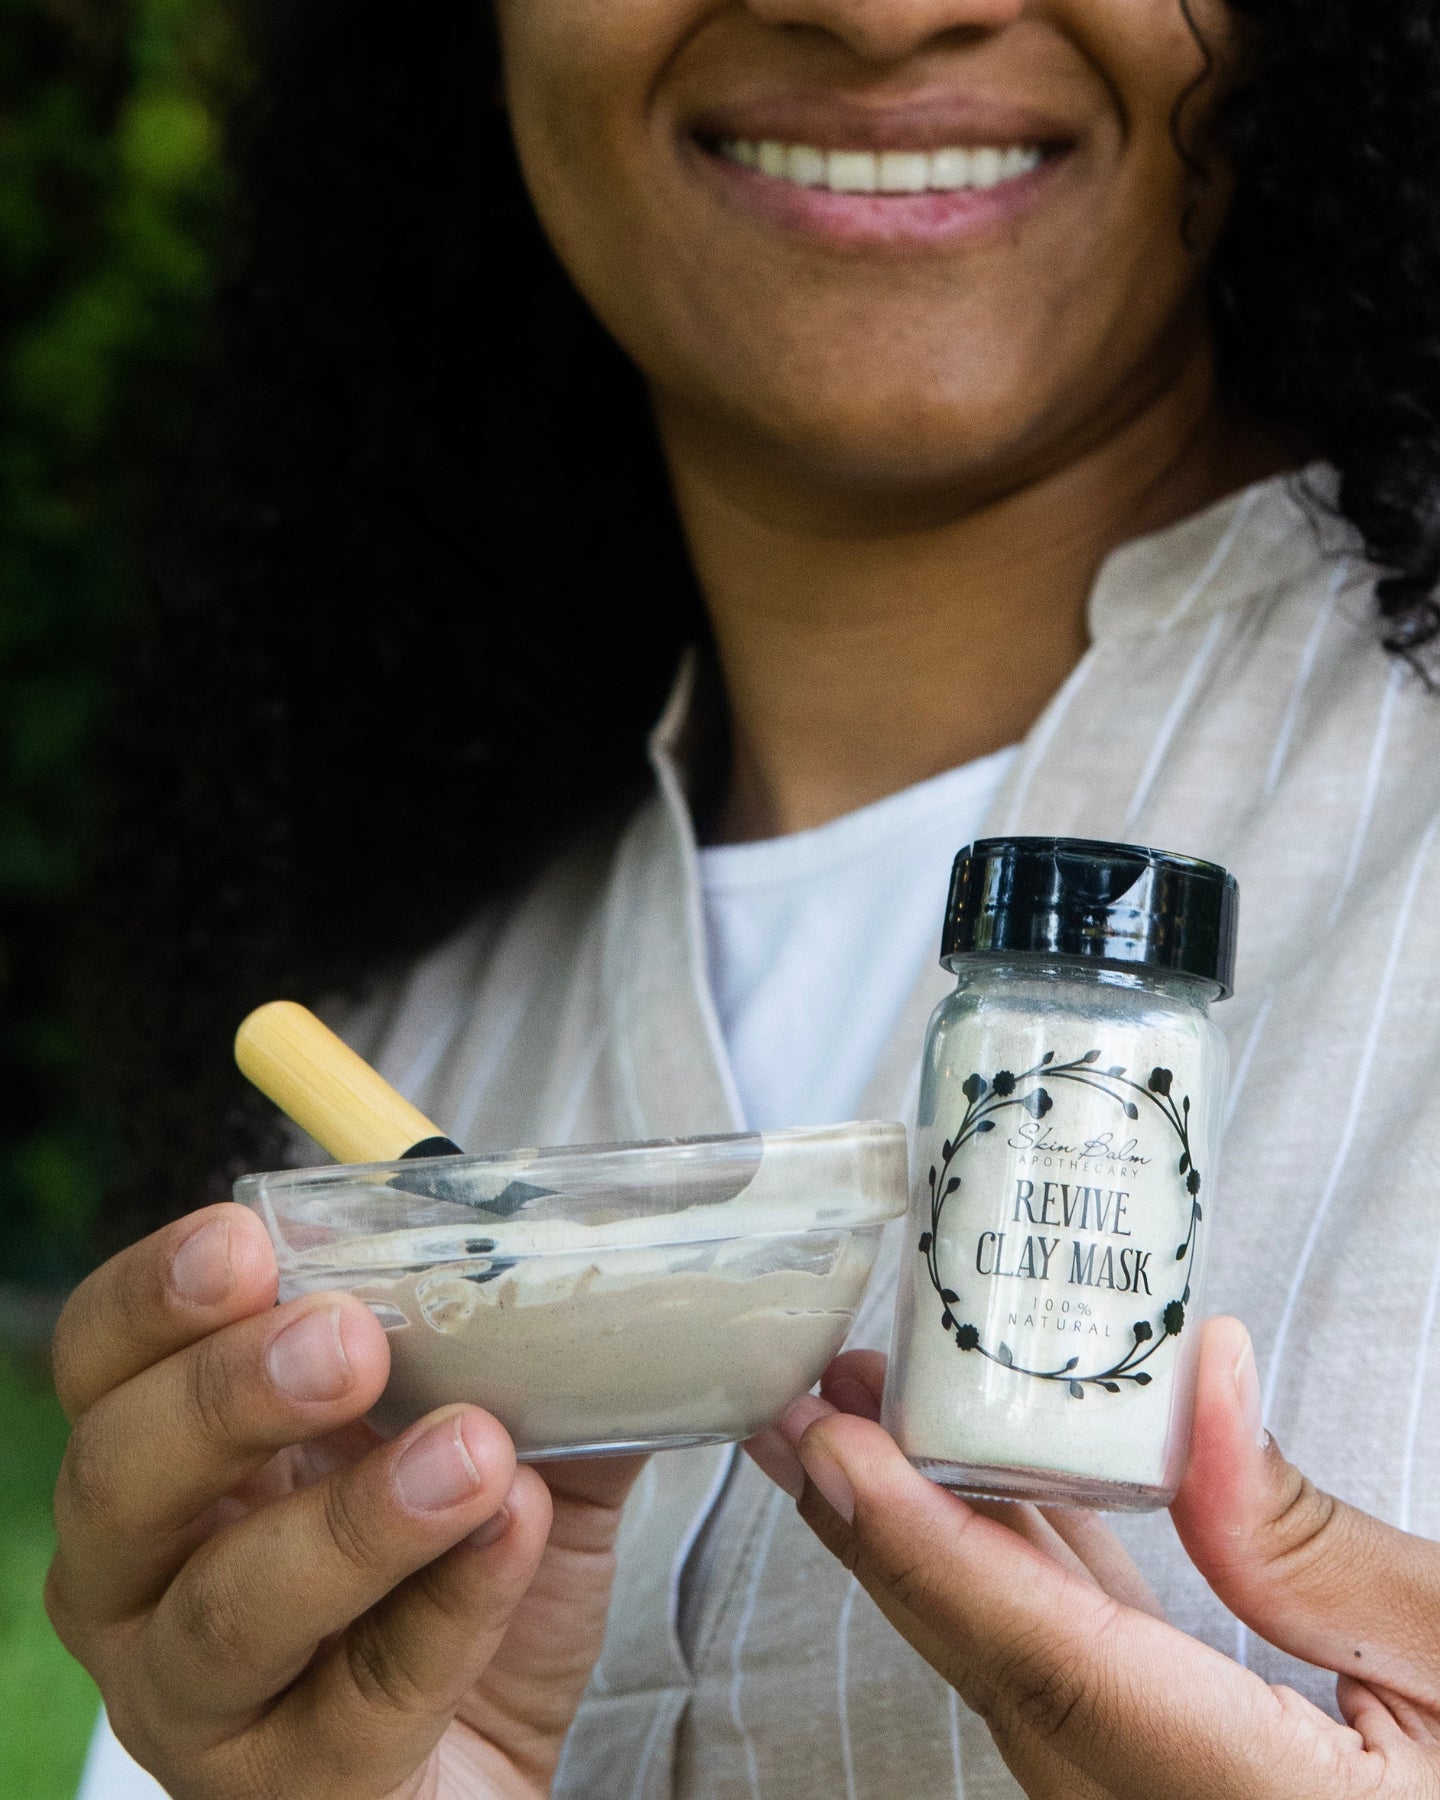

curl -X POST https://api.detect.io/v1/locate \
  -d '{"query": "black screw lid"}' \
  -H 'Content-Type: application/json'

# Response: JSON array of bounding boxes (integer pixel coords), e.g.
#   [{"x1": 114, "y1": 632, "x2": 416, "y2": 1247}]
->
[{"x1": 942, "y1": 837, "x2": 1239, "y2": 998}]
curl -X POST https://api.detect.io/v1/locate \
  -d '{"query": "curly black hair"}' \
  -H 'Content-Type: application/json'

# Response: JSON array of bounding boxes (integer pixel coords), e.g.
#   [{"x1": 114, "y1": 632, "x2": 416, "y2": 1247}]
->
[
  {"x1": 1213, "y1": 0, "x2": 1440, "y2": 644},
  {"x1": 85, "y1": 0, "x2": 1440, "y2": 1250}
]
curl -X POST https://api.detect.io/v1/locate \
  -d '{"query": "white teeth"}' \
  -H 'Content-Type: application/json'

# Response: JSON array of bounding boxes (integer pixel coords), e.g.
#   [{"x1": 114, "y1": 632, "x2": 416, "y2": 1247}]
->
[
  {"x1": 827, "y1": 149, "x2": 878, "y2": 193},
  {"x1": 757, "y1": 140, "x2": 787, "y2": 178},
  {"x1": 929, "y1": 148, "x2": 971, "y2": 189},
  {"x1": 972, "y1": 146, "x2": 1004, "y2": 189},
  {"x1": 877, "y1": 150, "x2": 930, "y2": 194},
  {"x1": 786, "y1": 144, "x2": 828, "y2": 187},
  {"x1": 718, "y1": 140, "x2": 1044, "y2": 195}
]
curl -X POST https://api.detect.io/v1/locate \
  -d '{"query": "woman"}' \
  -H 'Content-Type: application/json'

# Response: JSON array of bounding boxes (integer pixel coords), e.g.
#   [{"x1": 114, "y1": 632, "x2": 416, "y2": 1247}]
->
[{"x1": 50, "y1": 0, "x2": 1440, "y2": 1795}]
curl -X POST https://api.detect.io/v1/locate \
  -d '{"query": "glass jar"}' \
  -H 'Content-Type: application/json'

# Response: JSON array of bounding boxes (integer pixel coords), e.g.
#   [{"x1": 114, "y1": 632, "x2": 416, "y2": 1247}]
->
[{"x1": 882, "y1": 838, "x2": 1238, "y2": 1512}]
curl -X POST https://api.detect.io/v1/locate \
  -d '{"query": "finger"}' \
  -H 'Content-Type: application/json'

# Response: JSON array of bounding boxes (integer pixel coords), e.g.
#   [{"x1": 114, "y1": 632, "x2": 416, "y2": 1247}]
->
[
  {"x1": 773, "y1": 1392, "x2": 1112, "y2": 1591},
  {"x1": 796, "y1": 1452, "x2": 1124, "y2": 1800},
  {"x1": 988, "y1": 1731, "x2": 1119, "y2": 1800},
  {"x1": 745, "y1": 1351, "x2": 887, "y2": 1496},
  {"x1": 51, "y1": 1292, "x2": 389, "y2": 1621},
  {"x1": 790, "y1": 1405, "x2": 1377, "y2": 1800},
  {"x1": 773, "y1": 1404, "x2": 1118, "y2": 1798},
  {"x1": 52, "y1": 1204, "x2": 278, "y2": 1420},
  {"x1": 1172, "y1": 1316, "x2": 1440, "y2": 1707},
  {"x1": 820, "y1": 1349, "x2": 887, "y2": 1418},
  {"x1": 538, "y1": 1449, "x2": 647, "y2": 1513},
  {"x1": 744, "y1": 1426, "x2": 806, "y2": 1497},
  {"x1": 802, "y1": 1483, "x2": 1122, "y2": 1800},
  {"x1": 1337, "y1": 1675, "x2": 1440, "y2": 1756},
  {"x1": 815, "y1": 1355, "x2": 1115, "y2": 1589},
  {"x1": 1038, "y1": 1508, "x2": 1167, "y2": 1621},
  {"x1": 970, "y1": 1498, "x2": 1100, "y2": 1587},
  {"x1": 453, "y1": 1454, "x2": 647, "y2": 1731},
  {"x1": 145, "y1": 1405, "x2": 521, "y2": 1721},
  {"x1": 265, "y1": 1463, "x2": 553, "y2": 1797},
  {"x1": 814, "y1": 1354, "x2": 1153, "y2": 1614}
]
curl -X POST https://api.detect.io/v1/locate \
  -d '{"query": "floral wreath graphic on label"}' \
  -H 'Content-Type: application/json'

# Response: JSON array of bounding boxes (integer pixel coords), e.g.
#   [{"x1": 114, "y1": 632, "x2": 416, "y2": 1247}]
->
[{"x1": 919, "y1": 1051, "x2": 1202, "y2": 1399}]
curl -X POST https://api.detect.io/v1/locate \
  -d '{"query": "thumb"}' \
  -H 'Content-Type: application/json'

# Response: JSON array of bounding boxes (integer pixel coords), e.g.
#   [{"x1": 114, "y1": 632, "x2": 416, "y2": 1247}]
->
[{"x1": 1172, "y1": 1315, "x2": 1440, "y2": 1708}]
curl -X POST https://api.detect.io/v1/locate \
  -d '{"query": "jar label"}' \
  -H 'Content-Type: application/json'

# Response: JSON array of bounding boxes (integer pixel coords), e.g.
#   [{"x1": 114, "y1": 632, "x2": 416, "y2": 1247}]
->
[{"x1": 919, "y1": 1051, "x2": 1202, "y2": 1399}]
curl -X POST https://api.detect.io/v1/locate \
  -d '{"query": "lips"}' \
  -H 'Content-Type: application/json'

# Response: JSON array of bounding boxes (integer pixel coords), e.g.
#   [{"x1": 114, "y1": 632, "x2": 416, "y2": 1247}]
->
[{"x1": 681, "y1": 87, "x2": 1075, "y2": 247}]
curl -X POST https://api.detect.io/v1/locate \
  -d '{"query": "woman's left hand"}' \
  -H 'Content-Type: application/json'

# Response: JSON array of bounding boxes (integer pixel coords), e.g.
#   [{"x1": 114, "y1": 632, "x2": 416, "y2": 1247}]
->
[{"x1": 746, "y1": 1318, "x2": 1440, "y2": 1800}]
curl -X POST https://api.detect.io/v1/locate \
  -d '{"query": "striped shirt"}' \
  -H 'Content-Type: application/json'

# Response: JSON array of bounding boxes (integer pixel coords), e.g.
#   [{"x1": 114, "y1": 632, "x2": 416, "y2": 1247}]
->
[{"x1": 341, "y1": 466, "x2": 1440, "y2": 1800}]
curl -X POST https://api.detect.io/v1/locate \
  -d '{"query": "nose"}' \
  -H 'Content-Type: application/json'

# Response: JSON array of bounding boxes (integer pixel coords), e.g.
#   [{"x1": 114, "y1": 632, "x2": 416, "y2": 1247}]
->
[{"x1": 745, "y1": 0, "x2": 1026, "y2": 64}]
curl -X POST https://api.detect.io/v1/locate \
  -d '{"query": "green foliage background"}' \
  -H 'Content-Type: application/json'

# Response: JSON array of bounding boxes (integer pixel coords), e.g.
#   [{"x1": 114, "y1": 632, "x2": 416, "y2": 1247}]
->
[
  {"x1": 2, "y1": 0, "x2": 241, "y2": 1287},
  {"x1": 3, "y1": 2, "x2": 242, "y2": 1784},
  {"x1": 0, "y1": 1348, "x2": 101, "y2": 1797}
]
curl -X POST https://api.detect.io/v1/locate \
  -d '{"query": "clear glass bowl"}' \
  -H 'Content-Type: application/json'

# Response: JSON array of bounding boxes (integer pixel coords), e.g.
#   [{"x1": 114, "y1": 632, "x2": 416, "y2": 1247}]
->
[{"x1": 236, "y1": 1122, "x2": 907, "y2": 1460}]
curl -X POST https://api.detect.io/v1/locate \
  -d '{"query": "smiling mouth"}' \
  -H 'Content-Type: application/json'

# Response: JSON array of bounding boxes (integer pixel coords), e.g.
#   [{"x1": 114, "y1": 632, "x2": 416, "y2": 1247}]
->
[{"x1": 714, "y1": 140, "x2": 1047, "y2": 196}]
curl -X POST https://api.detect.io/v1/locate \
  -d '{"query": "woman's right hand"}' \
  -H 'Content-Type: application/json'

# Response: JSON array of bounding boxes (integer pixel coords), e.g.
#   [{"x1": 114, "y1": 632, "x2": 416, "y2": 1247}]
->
[{"x1": 45, "y1": 1202, "x2": 642, "y2": 1800}]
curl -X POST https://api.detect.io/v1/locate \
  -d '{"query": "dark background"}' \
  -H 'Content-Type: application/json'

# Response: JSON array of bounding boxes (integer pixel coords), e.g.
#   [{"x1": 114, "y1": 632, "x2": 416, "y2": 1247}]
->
[{"x1": 1, "y1": 0, "x2": 239, "y2": 1785}]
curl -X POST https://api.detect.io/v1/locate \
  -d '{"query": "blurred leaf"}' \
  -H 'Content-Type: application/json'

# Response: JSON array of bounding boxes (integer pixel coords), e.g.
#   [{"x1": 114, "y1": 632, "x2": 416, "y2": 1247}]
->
[{"x1": 119, "y1": 88, "x2": 214, "y2": 189}]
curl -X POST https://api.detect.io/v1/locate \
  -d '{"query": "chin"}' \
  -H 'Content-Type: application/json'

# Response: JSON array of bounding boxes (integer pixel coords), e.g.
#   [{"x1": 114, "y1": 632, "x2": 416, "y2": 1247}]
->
[{"x1": 746, "y1": 386, "x2": 1037, "y2": 503}]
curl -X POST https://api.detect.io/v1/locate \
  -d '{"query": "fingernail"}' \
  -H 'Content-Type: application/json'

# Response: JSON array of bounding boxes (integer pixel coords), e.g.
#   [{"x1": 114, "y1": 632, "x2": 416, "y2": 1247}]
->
[
  {"x1": 266, "y1": 1306, "x2": 353, "y2": 1404},
  {"x1": 171, "y1": 1219, "x2": 234, "y2": 1307},
  {"x1": 1233, "y1": 1332, "x2": 1266, "y2": 1448},
  {"x1": 777, "y1": 1393, "x2": 834, "y2": 1448},
  {"x1": 465, "y1": 1506, "x2": 511, "y2": 1551},
  {"x1": 394, "y1": 1415, "x2": 483, "y2": 1514},
  {"x1": 797, "y1": 1439, "x2": 856, "y2": 1526},
  {"x1": 745, "y1": 1427, "x2": 806, "y2": 1499}
]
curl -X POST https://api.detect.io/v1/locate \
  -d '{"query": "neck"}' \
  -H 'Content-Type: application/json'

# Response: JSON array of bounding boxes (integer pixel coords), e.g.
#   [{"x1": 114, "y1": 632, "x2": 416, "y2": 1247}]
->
[{"x1": 657, "y1": 345, "x2": 1290, "y2": 846}]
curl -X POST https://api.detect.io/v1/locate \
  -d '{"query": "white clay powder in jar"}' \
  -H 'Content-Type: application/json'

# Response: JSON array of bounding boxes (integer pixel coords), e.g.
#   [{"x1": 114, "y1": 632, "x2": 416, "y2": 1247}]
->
[{"x1": 882, "y1": 837, "x2": 1237, "y2": 1512}]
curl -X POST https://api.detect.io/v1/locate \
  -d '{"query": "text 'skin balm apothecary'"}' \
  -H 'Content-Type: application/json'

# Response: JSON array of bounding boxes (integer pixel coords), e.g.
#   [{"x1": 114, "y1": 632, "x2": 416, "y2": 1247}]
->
[{"x1": 883, "y1": 838, "x2": 1238, "y2": 1512}]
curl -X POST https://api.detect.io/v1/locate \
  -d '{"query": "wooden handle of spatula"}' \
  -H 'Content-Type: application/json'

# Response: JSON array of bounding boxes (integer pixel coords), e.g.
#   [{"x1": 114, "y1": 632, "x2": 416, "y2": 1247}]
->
[{"x1": 235, "y1": 1001, "x2": 461, "y2": 1165}]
